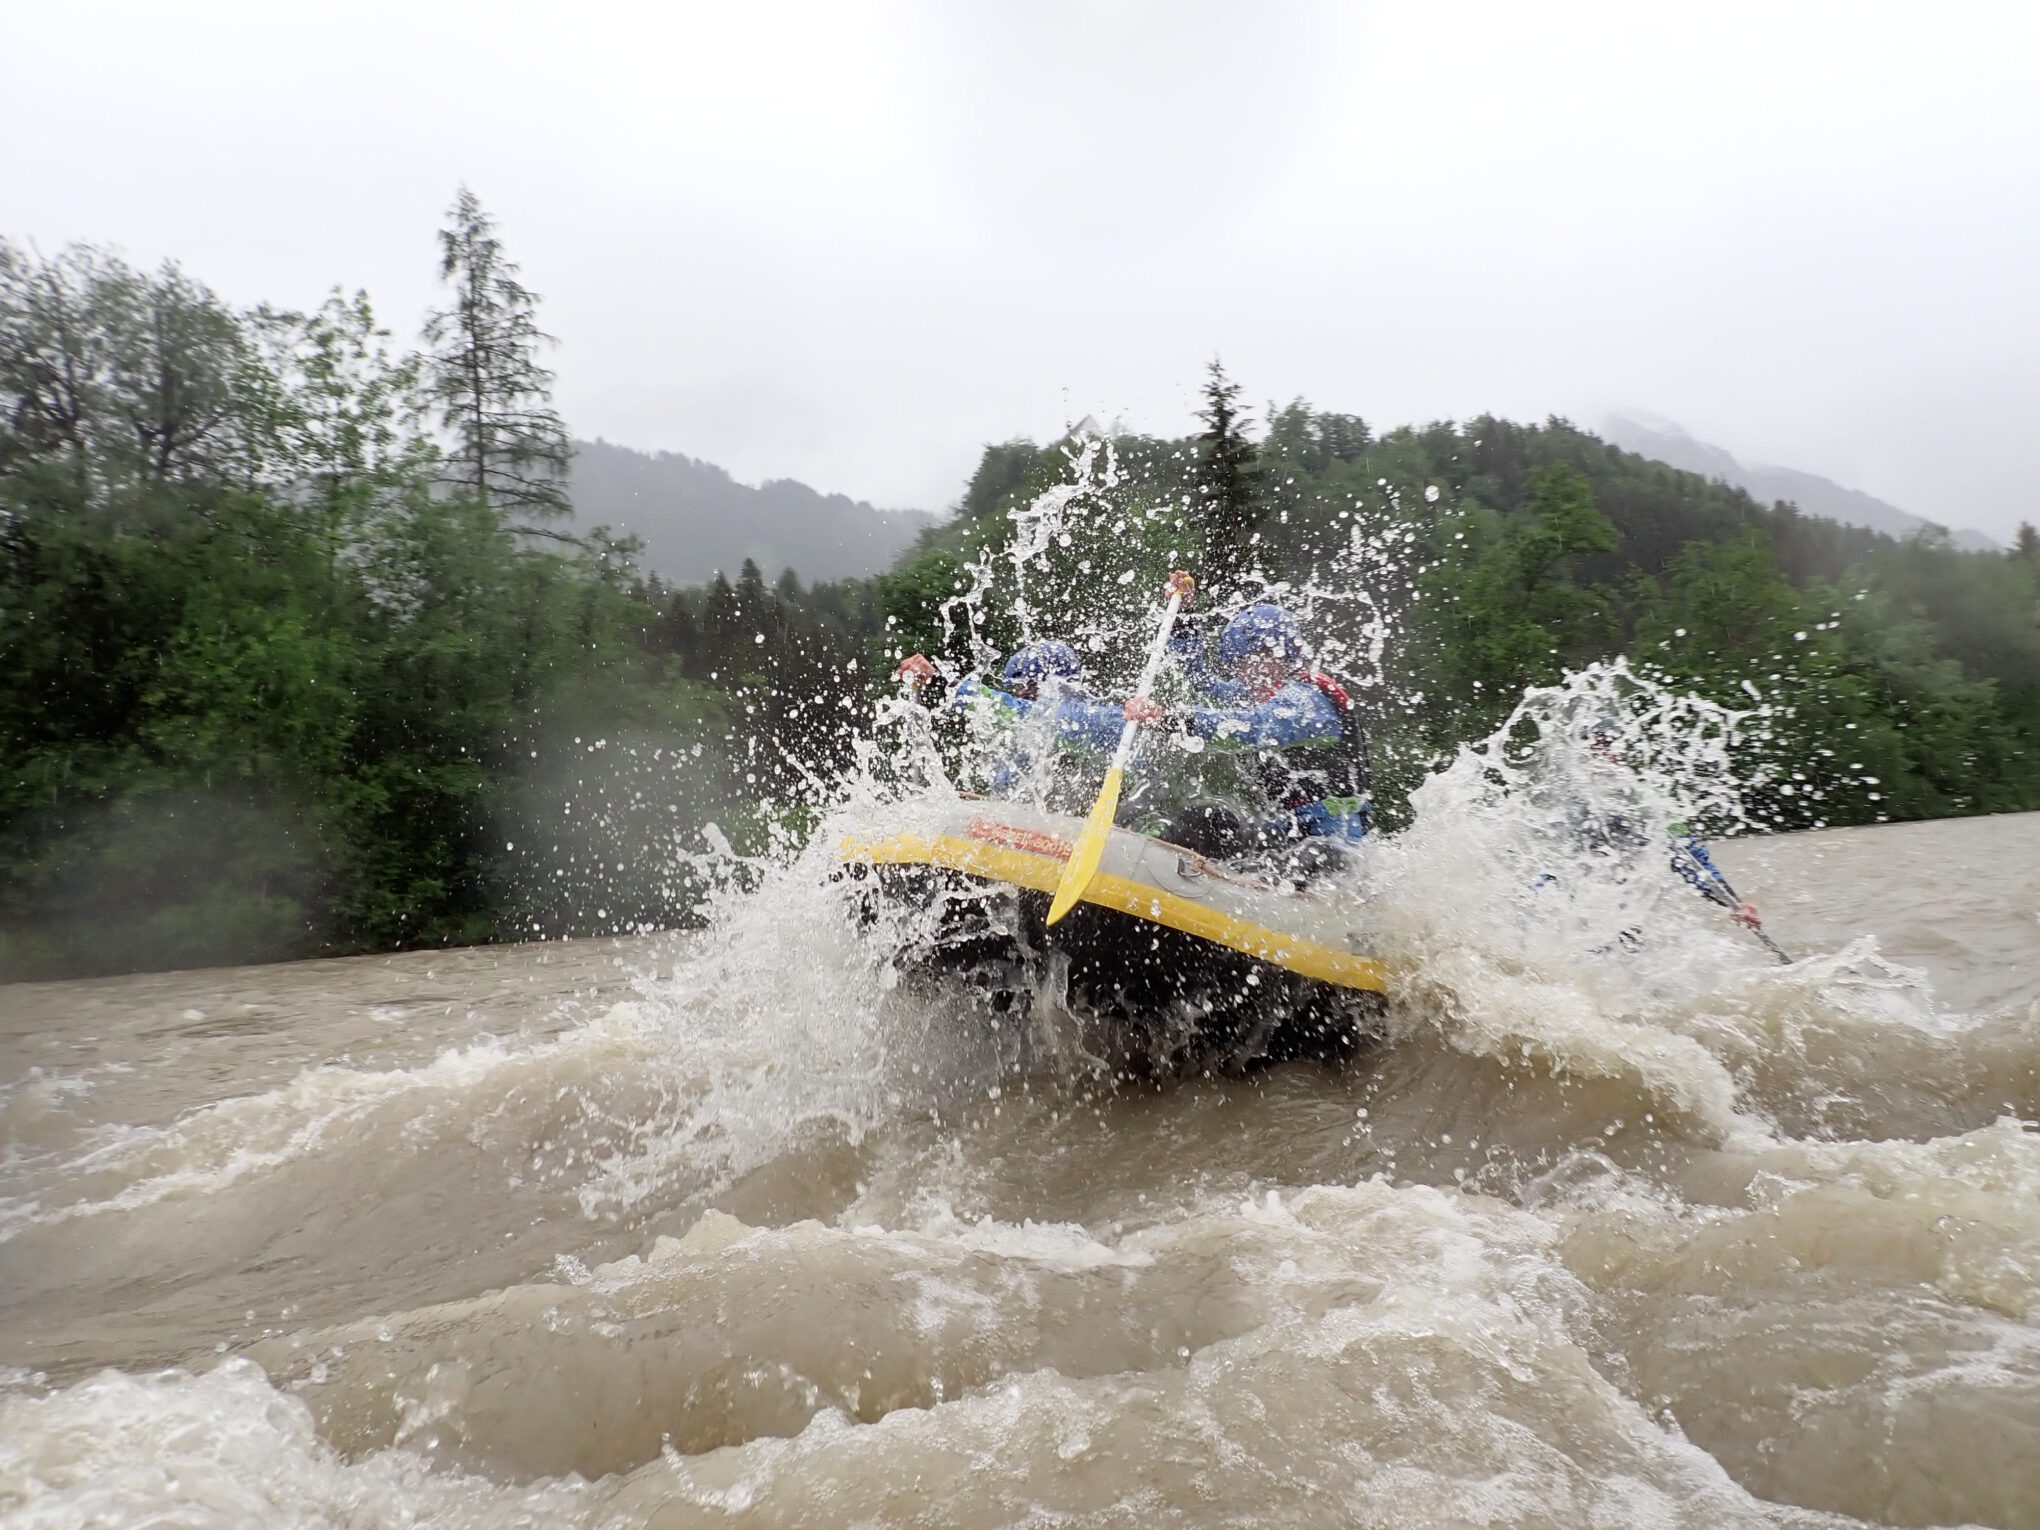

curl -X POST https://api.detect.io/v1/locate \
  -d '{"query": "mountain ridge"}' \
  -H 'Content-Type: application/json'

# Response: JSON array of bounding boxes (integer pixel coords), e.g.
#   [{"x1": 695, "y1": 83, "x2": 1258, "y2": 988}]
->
[
  {"x1": 568, "y1": 437, "x2": 939, "y2": 585},
  {"x1": 1599, "y1": 412, "x2": 1999, "y2": 552}
]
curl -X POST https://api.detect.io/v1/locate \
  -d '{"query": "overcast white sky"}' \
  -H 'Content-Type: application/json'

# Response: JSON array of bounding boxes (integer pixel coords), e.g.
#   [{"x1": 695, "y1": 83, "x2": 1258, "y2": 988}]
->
[{"x1": 6, "y1": 1, "x2": 2036, "y2": 538}]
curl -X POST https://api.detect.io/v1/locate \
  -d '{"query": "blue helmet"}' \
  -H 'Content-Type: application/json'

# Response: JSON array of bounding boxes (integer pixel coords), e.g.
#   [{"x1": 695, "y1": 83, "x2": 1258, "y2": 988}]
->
[
  {"x1": 1001, "y1": 639, "x2": 1083, "y2": 691},
  {"x1": 1218, "y1": 604, "x2": 1305, "y2": 669}
]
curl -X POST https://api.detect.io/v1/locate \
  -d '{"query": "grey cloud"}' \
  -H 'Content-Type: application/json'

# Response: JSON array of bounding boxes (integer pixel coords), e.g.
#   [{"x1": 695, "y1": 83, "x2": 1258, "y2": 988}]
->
[{"x1": 4, "y1": 0, "x2": 2033, "y2": 537}]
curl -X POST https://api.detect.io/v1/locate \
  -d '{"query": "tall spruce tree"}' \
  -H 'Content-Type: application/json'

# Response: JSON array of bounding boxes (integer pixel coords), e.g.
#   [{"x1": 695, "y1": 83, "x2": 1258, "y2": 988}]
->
[
  {"x1": 422, "y1": 188, "x2": 572, "y2": 523},
  {"x1": 1195, "y1": 357, "x2": 1263, "y2": 589}
]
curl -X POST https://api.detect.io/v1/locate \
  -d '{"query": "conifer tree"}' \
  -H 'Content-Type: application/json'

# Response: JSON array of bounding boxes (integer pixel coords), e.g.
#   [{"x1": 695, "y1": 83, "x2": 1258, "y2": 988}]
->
[
  {"x1": 422, "y1": 187, "x2": 572, "y2": 523},
  {"x1": 1195, "y1": 357, "x2": 1263, "y2": 588},
  {"x1": 701, "y1": 570, "x2": 740, "y2": 674}
]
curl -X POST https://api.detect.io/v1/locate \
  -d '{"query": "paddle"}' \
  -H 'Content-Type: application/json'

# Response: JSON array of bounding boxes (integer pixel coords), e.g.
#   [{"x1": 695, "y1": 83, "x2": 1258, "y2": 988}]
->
[
  {"x1": 1673, "y1": 840, "x2": 1794, "y2": 964},
  {"x1": 1045, "y1": 571, "x2": 1194, "y2": 926}
]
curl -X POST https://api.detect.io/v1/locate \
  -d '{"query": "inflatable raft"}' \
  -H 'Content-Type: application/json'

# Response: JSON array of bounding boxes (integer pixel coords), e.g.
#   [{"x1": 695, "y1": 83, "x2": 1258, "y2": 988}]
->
[{"x1": 837, "y1": 797, "x2": 1390, "y2": 1064}]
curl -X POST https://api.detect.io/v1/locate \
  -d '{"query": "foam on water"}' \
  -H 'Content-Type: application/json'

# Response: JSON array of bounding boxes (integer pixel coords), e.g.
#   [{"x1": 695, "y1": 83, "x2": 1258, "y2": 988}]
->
[
  {"x1": 2, "y1": 831, "x2": 953, "y2": 1245},
  {"x1": 3, "y1": 1180, "x2": 1860, "y2": 1528},
  {"x1": 0, "y1": 1016, "x2": 665, "y2": 1240},
  {"x1": 0, "y1": 1360, "x2": 585, "y2": 1529},
  {"x1": 7, "y1": 817, "x2": 2038, "y2": 1524}
]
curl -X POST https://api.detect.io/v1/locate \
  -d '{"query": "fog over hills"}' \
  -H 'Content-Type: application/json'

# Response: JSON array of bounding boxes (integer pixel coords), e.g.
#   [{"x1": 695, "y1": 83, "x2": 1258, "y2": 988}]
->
[
  {"x1": 569, "y1": 439, "x2": 939, "y2": 585},
  {"x1": 574, "y1": 416, "x2": 2006, "y2": 589},
  {"x1": 1600, "y1": 413, "x2": 2000, "y2": 552}
]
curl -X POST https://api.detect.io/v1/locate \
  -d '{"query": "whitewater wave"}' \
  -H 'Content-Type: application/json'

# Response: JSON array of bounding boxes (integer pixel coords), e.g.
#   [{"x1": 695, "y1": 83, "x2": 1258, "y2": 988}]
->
[
  {"x1": 6, "y1": 1184, "x2": 1848, "y2": 1528},
  {"x1": 5, "y1": 619, "x2": 2039, "y2": 1526}
]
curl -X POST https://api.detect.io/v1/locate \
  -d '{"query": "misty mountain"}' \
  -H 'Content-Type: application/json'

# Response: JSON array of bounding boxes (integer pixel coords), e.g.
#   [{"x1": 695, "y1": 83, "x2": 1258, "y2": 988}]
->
[
  {"x1": 569, "y1": 438, "x2": 939, "y2": 584},
  {"x1": 1600, "y1": 413, "x2": 1999, "y2": 552}
]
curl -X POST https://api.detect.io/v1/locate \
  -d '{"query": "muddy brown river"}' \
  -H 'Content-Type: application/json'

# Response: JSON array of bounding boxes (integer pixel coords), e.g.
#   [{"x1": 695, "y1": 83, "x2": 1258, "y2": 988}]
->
[{"x1": 3, "y1": 811, "x2": 2037, "y2": 1527}]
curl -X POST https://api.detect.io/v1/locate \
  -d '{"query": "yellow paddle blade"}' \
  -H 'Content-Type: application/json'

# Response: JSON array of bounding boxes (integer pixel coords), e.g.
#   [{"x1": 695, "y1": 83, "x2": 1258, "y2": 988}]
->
[{"x1": 1046, "y1": 765, "x2": 1124, "y2": 926}]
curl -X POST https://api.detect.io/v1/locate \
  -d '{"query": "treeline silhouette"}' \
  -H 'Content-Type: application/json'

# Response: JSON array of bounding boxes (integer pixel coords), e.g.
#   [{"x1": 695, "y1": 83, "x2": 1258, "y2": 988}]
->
[
  {"x1": 0, "y1": 218, "x2": 875, "y2": 979},
  {"x1": 5, "y1": 218, "x2": 2036, "y2": 980},
  {"x1": 887, "y1": 388, "x2": 2040, "y2": 833}
]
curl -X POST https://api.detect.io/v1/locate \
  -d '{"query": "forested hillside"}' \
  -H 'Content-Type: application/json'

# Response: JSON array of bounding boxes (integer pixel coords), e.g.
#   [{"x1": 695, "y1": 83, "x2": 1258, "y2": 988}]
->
[
  {"x1": 875, "y1": 379, "x2": 2040, "y2": 833},
  {"x1": 0, "y1": 209, "x2": 872, "y2": 979},
  {"x1": 1600, "y1": 412, "x2": 2000, "y2": 551},
  {"x1": 6, "y1": 216, "x2": 2037, "y2": 980}
]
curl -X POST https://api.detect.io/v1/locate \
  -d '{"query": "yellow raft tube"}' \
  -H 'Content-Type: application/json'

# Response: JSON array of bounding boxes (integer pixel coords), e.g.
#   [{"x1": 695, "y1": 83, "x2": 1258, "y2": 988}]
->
[{"x1": 838, "y1": 796, "x2": 1389, "y2": 998}]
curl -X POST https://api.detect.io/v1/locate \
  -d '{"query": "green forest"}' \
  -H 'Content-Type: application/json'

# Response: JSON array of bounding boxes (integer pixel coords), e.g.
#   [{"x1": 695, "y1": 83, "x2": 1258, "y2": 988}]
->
[
  {"x1": 5, "y1": 198, "x2": 2038, "y2": 980},
  {"x1": 888, "y1": 377, "x2": 2040, "y2": 840}
]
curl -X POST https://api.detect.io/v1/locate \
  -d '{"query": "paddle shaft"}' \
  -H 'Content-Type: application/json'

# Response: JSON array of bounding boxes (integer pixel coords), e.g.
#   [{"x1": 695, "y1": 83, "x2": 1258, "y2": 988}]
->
[
  {"x1": 1044, "y1": 586, "x2": 1187, "y2": 925},
  {"x1": 1676, "y1": 842, "x2": 1793, "y2": 964},
  {"x1": 1106, "y1": 589, "x2": 1187, "y2": 777}
]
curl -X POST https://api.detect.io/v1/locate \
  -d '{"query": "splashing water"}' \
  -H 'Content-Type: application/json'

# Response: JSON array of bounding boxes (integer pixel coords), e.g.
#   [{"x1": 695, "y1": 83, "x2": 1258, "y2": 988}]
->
[{"x1": 7, "y1": 451, "x2": 2040, "y2": 1528}]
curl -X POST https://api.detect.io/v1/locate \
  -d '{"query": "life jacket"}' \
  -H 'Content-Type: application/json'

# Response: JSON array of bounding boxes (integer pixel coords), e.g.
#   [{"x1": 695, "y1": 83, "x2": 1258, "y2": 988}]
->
[{"x1": 1252, "y1": 670, "x2": 1373, "y2": 813}]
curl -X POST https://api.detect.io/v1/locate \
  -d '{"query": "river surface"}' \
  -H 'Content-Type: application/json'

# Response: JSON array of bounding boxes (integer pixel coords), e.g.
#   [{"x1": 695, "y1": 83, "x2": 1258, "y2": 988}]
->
[{"x1": 3, "y1": 811, "x2": 2037, "y2": 1527}]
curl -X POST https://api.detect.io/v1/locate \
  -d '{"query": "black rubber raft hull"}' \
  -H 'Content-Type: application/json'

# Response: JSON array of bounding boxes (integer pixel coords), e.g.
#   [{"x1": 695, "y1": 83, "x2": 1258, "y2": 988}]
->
[{"x1": 836, "y1": 799, "x2": 1392, "y2": 1067}]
